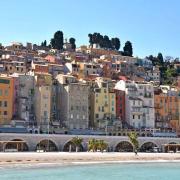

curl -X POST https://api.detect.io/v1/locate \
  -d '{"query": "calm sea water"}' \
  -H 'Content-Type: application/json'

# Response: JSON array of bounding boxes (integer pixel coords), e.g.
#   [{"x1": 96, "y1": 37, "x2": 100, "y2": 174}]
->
[{"x1": 0, "y1": 162, "x2": 180, "y2": 180}]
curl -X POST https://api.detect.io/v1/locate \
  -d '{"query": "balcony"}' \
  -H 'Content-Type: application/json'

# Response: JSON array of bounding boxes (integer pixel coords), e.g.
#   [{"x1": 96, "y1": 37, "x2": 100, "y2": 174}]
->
[
  {"x1": 154, "y1": 104, "x2": 162, "y2": 109},
  {"x1": 131, "y1": 108, "x2": 143, "y2": 114},
  {"x1": 144, "y1": 93, "x2": 152, "y2": 98}
]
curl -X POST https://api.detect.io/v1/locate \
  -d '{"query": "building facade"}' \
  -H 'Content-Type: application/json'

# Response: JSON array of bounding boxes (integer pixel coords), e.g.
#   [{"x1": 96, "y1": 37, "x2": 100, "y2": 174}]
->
[
  {"x1": 115, "y1": 80, "x2": 155, "y2": 129},
  {"x1": 90, "y1": 78, "x2": 116, "y2": 129},
  {"x1": 154, "y1": 86, "x2": 180, "y2": 130},
  {"x1": 56, "y1": 74, "x2": 89, "y2": 130},
  {"x1": 34, "y1": 73, "x2": 52, "y2": 133},
  {"x1": 0, "y1": 75, "x2": 14, "y2": 125}
]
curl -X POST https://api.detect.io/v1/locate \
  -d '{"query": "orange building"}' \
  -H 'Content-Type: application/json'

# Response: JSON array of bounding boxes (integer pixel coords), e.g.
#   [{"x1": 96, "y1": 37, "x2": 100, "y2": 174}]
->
[
  {"x1": 0, "y1": 75, "x2": 14, "y2": 125},
  {"x1": 154, "y1": 86, "x2": 180, "y2": 131}
]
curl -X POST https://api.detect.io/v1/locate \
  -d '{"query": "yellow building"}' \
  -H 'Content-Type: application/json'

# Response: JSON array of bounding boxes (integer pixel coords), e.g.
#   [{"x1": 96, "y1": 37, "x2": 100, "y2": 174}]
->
[
  {"x1": 90, "y1": 78, "x2": 116, "y2": 129},
  {"x1": 0, "y1": 75, "x2": 14, "y2": 125}
]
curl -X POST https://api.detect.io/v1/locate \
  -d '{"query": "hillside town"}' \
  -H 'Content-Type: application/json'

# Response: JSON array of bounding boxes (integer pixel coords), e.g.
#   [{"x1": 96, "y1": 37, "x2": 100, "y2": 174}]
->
[{"x1": 0, "y1": 33, "x2": 180, "y2": 138}]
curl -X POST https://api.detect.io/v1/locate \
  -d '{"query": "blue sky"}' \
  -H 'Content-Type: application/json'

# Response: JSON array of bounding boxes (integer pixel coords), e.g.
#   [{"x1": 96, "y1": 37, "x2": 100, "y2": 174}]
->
[{"x1": 1, "y1": 0, "x2": 180, "y2": 58}]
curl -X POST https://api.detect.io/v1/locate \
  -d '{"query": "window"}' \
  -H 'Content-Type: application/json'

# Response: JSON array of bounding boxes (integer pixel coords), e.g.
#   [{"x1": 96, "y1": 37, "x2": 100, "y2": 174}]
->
[
  {"x1": 133, "y1": 100, "x2": 135, "y2": 105},
  {"x1": 4, "y1": 90, "x2": 8, "y2": 96},
  {"x1": 0, "y1": 79, "x2": 10, "y2": 84},
  {"x1": 44, "y1": 111, "x2": 48, "y2": 117},
  {"x1": 0, "y1": 89, "x2": 2, "y2": 96},
  {"x1": 4, "y1": 111, "x2": 7, "y2": 115},
  {"x1": 0, "y1": 101, "x2": 2, "y2": 107},
  {"x1": 102, "y1": 106, "x2": 104, "y2": 112},
  {"x1": 138, "y1": 101, "x2": 140, "y2": 105},
  {"x1": 138, "y1": 115, "x2": 140, "y2": 119},
  {"x1": 4, "y1": 101, "x2": 7, "y2": 107},
  {"x1": 112, "y1": 107, "x2": 114, "y2": 111},
  {"x1": 133, "y1": 115, "x2": 135, "y2": 119},
  {"x1": 96, "y1": 114, "x2": 99, "y2": 118},
  {"x1": 149, "y1": 100, "x2": 152, "y2": 106}
]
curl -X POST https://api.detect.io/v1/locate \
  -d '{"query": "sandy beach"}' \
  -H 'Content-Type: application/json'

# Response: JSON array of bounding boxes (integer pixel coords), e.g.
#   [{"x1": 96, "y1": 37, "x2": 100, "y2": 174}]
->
[{"x1": 0, "y1": 152, "x2": 180, "y2": 167}]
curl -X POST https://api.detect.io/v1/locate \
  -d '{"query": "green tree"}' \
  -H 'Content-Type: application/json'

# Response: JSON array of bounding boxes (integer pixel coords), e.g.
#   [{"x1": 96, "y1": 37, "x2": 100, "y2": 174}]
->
[
  {"x1": 103, "y1": 35, "x2": 112, "y2": 49},
  {"x1": 123, "y1": 41, "x2": 133, "y2": 56},
  {"x1": 71, "y1": 137, "x2": 83, "y2": 152},
  {"x1": 88, "y1": 33, "x2": 93, "y2": 45},
  {"x1": 41, "y1": 40, "x2": 47, "y2": 47},
  {"x1": 88, "y1": 138, "x2": 98, "y2": 152},
  {"x1": 88, "y1": 33, "x2": 121, "y2": 50},
  {"x1": 147, "y1": 55, "x2": 158, "y2": 66},
  {"x1": 111, "y1": 38, "x2": 120, "y2": 50},
  {"x1": 50, "y1": 38, "x2": 55, "y2": 48},
  {"x1": 44, "y1": 40, "x2": 47, "y2": 47},
  {"x1": 50, "y1": 30, "x2": 64, "y2": 50},
  {"x1": 97, "y1": 140, "x2": 108, "y2": 153},
  {"x1": 69, "y1": 37, "x2": 76, "y2": 50},
  {"x1": 128, "y1": 132, "x2": 139, "y2": 154},
  {"x1": 157, "y1": 52, "x2": 164, "y2": 66}
]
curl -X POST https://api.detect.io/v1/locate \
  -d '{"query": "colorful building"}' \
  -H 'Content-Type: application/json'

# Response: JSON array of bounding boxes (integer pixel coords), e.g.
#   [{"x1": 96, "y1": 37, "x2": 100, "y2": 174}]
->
[
  {"x1": 114, "y1": 89, "x2": 125, "y2": 126},
  {"x1": 154, "y1": 86, "x2": 180, "y2": 130},
  {"x1": 56, "y1": 74, "x2": 89, "y2": 130},
  {"x1": 90, "y1": 77, "x2": 116, "y2": 129},
  {"x1": 0, "y1": 75, "x2": 14, "y2": 125},
  {"x1": 34, "y1": 73, "x2": 52, "y2": 133},
  {"x1": 115, "y1": 80, "x2": 155, "y2": 129}
]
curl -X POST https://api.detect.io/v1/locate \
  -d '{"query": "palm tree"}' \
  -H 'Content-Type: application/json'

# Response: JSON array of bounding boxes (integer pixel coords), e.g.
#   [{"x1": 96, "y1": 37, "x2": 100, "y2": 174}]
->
[
  {"x1": 128, "y1": 132, "x2": 139, "y2": 154},
  {"x1": 71, "y1": 137, "x2": 83, "y2": 152},
  {"x1": 97, "y1": 140, "x2": 108, "y2": 153},
  {"x1": 88, "y1": 138, "x2": 98, "y2": 152}
]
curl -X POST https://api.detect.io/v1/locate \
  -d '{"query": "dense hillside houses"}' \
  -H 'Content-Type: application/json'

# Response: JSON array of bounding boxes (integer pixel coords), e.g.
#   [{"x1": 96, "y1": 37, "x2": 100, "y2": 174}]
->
[{"x1": 0, "y1": 39, "x2": 180, "y2": 137}]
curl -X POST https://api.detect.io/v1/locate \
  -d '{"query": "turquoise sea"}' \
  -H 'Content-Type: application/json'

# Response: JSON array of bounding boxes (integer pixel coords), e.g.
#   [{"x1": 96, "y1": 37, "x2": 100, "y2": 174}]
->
[{"x1": 0, "y1": 162, "x2": 180, "y2": 180}]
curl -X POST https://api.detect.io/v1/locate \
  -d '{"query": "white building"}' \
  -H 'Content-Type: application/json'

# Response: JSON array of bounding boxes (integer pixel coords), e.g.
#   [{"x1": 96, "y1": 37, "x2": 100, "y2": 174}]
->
[
  {"x1": 115, "y1": 80, "x2": 155, "y2": 129},
  {"x1": 146, "y1": 66, "x2": 160, "y2": 84}
]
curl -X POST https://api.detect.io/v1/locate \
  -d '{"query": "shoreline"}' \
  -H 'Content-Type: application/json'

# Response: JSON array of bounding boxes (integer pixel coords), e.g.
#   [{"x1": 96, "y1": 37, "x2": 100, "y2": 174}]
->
[
  {"x1": 1, "y1": 160, "x2": 180, "y2": 169},
  {"x1": 1, "y1": 152, "x2": 180, "y2": 167}
]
